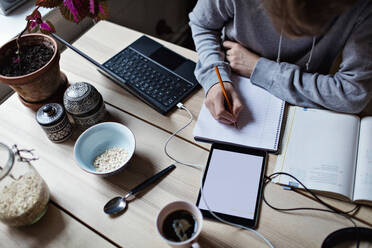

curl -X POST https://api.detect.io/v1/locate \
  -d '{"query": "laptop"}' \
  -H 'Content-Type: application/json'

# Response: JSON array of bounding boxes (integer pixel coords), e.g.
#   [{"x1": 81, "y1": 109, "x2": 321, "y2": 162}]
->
[{"x1": 99, "y1": 35, "x2": 200, "y2": 114}]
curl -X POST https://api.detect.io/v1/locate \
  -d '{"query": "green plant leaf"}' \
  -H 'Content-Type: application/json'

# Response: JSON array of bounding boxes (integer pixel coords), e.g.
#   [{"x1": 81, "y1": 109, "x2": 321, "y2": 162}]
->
[
  {"x1": 74, "y1": 0, "x2": 89, "y2": 20},
  {"x1": 87, "y1": 0, "x2": 108, "y2": 20},
  {"x1": 30, "y1": 26, "x2": 40, "y2": 33},
  {"x1": 59, "y1": 2, "x2": 81, "y2": 23},
  {"x1": 27, "y1": 21, "x2": 40, "y2": 33},
  {"x1": 36, "y1": 0, "x2": 63, "y2": 8},
  {"x1": 40, "y1": 20, "x2": 56, "y2": 34},
  {"x1": 26, "y1": 8, "x2": 41, "y2": 21},
  {"x1": 96, "y1": 1, "x2": 108, "y2": 20}
]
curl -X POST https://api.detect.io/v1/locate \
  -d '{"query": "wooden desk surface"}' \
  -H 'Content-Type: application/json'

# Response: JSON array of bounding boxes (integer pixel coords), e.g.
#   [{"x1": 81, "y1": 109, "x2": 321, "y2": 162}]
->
[{"x1": 1, "y1": 21, "x2": 371, "y2": 248}]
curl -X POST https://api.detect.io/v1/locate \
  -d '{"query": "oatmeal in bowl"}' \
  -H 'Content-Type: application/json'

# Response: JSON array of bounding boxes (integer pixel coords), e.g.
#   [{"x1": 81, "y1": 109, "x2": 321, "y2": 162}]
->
[{"x1": 73, "y1": 122, "x2": 135, "y2": 176}]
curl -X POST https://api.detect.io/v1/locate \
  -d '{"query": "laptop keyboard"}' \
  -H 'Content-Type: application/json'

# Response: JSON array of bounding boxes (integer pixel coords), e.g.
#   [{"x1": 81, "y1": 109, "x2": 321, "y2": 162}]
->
[{"x1": 102, "y1": 47, "x2": 195, "y2": 113}]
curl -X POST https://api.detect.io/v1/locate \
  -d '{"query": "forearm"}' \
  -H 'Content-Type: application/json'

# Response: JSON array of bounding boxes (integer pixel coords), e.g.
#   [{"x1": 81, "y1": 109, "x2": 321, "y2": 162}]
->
[
  {"x1": 188, "y1": 0, "x2": 234, "y2": 94},
  {"x1": 189, "y1": 19, "x2": 232, "y2": 94},
  {"x1": 251, "y1": 58, "x2": 372, "y2": 113}
]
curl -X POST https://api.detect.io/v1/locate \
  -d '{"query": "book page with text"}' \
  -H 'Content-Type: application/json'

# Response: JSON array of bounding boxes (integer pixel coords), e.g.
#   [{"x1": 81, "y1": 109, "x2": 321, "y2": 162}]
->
[
  {"x1": 193, "y1": 75, "x2": 284, "y2": 151},
  {"x1": 274, "y1": 107, "x2": 360, "y2": 199},
  {"x1": 353, "y1": 117, "x2": 372, "y2": 202}
]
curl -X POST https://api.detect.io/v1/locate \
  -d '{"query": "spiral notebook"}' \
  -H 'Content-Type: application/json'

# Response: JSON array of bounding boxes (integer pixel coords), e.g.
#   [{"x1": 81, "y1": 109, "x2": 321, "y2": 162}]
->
[{"x1": 193, "y1": 75, "x2": 285, "y2": 152}]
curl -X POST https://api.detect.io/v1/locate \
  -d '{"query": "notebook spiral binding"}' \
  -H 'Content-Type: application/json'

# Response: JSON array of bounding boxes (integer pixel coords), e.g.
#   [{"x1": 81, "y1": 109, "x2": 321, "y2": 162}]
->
[{"x1": 274, "y1": 101, "x2": 286, "y2": 151}]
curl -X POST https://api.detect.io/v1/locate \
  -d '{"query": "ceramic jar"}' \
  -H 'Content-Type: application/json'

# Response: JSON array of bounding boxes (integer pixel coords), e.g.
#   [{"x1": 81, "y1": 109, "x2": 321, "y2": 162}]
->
[
  {"x1": 0, "y1": 143, "x2": 49, "y2": 227},
  {"x1": 36, "y1": 103, "x2": 73, "y2": 143},
  {"x1": 63, "y1": 82, "x2": 107, "y2": 129}
]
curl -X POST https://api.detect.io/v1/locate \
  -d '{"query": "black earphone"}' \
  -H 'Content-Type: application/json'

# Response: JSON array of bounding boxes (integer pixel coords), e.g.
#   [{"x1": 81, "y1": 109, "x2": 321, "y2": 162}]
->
[{"x1": 322, "y1": 227, "x2": 372, "y2": 248}]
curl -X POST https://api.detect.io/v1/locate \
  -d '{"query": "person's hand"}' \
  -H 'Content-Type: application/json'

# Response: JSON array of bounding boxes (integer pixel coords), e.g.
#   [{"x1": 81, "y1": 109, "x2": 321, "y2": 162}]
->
[
  {"x1": 205, "y1": 82, "x2": 243, "y2": 125},
  {"x1": 223, "y1": 41, "x2": 260, "y2": 77}
]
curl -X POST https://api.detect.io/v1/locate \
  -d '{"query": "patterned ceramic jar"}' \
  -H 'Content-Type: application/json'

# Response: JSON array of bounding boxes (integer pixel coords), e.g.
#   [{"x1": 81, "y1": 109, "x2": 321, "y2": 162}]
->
[
  {"x1": 36, "y1": 103, "x2": 73, "y2": 142},
  {"x1": 63, "y1": 82, "x2": 107, "y2": 129}
]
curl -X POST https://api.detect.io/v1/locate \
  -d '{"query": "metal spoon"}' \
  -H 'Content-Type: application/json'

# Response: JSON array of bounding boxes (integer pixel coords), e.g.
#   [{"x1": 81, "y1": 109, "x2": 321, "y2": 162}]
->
[{"x1": 104, "y1": 164, "x2": 176, "y2": 215}]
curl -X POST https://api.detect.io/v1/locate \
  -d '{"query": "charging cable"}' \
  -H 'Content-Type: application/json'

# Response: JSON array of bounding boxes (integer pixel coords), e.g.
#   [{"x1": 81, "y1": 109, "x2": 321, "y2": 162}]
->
[
  {"x1": 199, "y1": 173, "x2": 275, "y2": 248},
  {"x1": 163, "y1": 102, "x2": 275, "y2": 248},
  {"x1": 163, "y1": 103, "x2": 203, "y2": 169},
  {"x1": 164, "y1": 103, "x2": 365, "y2": 248}
]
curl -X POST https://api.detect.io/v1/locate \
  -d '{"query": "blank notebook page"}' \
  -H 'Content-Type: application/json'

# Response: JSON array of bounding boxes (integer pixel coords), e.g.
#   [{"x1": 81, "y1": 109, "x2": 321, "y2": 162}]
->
[{"x1": 193, "y1": 75, "x2": 285, "y2": 151}]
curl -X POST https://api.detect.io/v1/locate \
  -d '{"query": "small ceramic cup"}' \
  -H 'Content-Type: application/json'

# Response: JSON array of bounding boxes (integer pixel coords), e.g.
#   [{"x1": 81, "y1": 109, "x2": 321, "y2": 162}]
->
[{"x1": 156, "y1": 201, "x2": 203, "y2": 248}]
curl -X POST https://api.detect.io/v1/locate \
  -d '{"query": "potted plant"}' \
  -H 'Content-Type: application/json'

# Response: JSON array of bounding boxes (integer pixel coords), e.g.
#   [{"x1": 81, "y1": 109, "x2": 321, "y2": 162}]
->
[{"x1": 0, "y1": 0, "x2": 108, "y2": 111}]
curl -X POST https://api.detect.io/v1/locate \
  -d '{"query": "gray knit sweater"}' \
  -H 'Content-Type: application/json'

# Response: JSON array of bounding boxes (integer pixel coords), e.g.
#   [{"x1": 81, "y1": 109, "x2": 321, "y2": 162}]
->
[{"x1": 189, "y1": 0, "x2": 372, "y2": 113}]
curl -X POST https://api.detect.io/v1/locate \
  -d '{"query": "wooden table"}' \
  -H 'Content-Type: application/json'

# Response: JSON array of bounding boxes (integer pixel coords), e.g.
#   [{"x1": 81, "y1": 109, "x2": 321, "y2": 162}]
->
[{"x1": 1, "y1": 21, "x2": 371, "y2": 248}]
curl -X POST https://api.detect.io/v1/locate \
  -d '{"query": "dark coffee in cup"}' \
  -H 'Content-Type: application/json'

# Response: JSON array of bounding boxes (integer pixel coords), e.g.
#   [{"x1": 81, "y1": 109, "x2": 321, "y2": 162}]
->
[{"x1": 162, "y1": 210, "x2": 197, "y2": 242}]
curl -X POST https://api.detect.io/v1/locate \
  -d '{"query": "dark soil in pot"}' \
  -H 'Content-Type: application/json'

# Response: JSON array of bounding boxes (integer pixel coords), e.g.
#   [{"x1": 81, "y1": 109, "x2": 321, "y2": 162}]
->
[{"x1": 0, "y1": 44, "x2": 53, "y2": 77}]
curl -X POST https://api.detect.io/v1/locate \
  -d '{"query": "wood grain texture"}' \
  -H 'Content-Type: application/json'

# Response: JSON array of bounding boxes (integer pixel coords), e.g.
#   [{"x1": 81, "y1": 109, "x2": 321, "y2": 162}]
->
[
  {"x1": 0, "y1": 203, "x2": 116, "y2": 248},
  {"x1": 1, "y1": 21, "x2": 372, "y2": 248}
]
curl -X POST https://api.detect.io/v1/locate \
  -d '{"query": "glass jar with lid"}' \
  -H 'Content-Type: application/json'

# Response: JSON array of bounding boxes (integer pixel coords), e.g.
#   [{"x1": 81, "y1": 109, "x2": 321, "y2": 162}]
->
[{"x1": 0, "y1": 143, "x2": 49, "y2": 227}]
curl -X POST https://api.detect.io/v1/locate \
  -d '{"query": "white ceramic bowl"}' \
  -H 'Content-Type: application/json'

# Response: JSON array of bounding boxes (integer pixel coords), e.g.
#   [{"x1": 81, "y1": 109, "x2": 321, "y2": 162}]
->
[{"x1": 73, "y1": 122, "x2": 136, "y2": 176}]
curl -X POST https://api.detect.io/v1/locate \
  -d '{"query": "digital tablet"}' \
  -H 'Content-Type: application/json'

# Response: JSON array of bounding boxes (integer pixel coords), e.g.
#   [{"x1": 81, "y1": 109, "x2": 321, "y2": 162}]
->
[{"x1": 196, "y1": 143, "x2": 267, "y2": 228}]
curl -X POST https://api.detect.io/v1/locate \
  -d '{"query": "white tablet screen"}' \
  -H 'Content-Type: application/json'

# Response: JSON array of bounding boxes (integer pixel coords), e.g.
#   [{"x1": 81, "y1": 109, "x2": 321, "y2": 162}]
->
[{"x1": 198, "y1": 148, "x2": 264, "y2": 219}]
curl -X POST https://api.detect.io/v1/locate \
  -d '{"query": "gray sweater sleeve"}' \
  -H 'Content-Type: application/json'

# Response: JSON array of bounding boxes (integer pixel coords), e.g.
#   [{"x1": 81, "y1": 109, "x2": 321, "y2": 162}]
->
[
  {"x1": 251, "y1": 15, "x2": 372, "y2": 114},
  {"x1": 189, "y1": 0, "x2": 234, "y2": 94},
  {"x1": 190, "y1": 0, "x2": 372, "y2": 114}
]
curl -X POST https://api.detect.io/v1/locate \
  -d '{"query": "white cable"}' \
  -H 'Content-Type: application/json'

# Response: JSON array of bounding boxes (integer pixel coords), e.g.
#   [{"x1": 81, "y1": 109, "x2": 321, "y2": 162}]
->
[
  {"x1": 199, "y1": 178, "x2": 274, "y2": 248},
  {"x1": 163, "y1": 103, "x2": 275, "y2": 248},
  {"x1": 305, "y1": 37, "x2": 316, "y2": 71},
  {"x1": 163, "y1": 103, "x2": 203, "y2": 169},
  {"x1": 276, "y1": 29, "x2": 283, "y2": 63}
]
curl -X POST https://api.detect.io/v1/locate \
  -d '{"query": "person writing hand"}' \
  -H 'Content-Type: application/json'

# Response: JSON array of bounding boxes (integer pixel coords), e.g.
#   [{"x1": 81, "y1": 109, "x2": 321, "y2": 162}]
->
[
  {"x1": 205, "y1": 41, "x2": 258, "y2": 125},
  {"x1": 190, "y1": 0, "x2": 372, "y2": 116},
  {"x1": 223, "y1": 41, "x2": 260, "y2": 78},
  {"x1": 205, "y1": 81, "x2": 243, "y2": 125}
]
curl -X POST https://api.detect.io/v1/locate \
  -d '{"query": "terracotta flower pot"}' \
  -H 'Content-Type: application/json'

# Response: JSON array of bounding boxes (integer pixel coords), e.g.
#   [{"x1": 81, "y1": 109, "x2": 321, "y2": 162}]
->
[{"x1": 0, "y1": 34, "x2": 66, "y2": 109}]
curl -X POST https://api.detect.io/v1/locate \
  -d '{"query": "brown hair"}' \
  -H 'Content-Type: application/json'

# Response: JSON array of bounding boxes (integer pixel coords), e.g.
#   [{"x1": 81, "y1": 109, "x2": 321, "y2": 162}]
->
[{"x1": 262, "y1": 0, "x2": 358, "y2": 37}]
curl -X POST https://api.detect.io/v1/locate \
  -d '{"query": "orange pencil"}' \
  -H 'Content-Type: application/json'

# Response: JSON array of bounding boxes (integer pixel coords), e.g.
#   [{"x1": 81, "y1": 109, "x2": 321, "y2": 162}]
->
[{"x1": 214, "y1": 66, "x2": 238, "y2": 128}]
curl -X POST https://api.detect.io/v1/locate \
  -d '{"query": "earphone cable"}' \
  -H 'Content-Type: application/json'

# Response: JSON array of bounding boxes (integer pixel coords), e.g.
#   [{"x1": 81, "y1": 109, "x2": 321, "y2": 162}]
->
[
  {"x1": 264, "y1": 173, "x2": 360, "y2": 217},
  {"x1": 264, "y1": 172, "x2": 361, "y2": 248}
]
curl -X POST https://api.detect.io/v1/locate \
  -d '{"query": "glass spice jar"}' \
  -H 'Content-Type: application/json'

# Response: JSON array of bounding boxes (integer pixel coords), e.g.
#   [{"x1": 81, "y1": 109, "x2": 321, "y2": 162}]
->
[{"x1": 0, "y1": 143, "x2": 49, "y2": 227}]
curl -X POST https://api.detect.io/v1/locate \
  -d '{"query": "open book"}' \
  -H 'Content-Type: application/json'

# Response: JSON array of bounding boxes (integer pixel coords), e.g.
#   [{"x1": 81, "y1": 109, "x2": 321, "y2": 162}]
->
[
  {"x1": 274, "y1": 106, "x2": 372, "y2": 205},
  {"x1": 193, "y1": 74, "x2": 285, "y2": 152}
]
